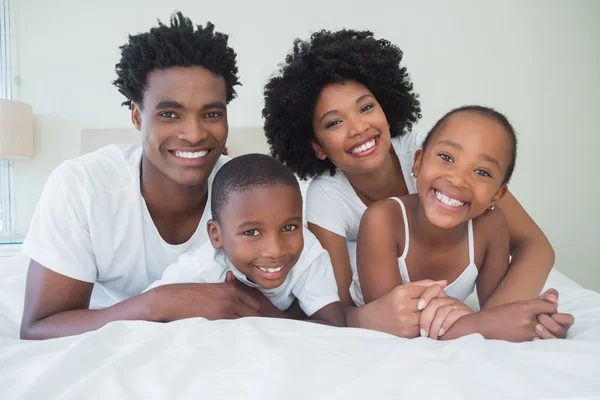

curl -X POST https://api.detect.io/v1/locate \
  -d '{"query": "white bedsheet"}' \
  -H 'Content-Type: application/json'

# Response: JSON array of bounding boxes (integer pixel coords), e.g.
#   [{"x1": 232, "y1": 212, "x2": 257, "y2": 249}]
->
[{"x1": 1, "y1": 254, "x2": 599, "y2": 399}]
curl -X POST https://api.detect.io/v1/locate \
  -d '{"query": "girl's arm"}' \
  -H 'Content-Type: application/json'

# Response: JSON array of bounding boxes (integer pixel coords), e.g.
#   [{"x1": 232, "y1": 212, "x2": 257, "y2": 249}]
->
[
  {"x1": 307, "y1": 223, "x2": 355, "y2": 306},
  {"x1": 355, "y1": 200, "x2": 405, "y2": 303},
  {"x1": 484, "y1": 190, "x2": 555, "y2": 307}
]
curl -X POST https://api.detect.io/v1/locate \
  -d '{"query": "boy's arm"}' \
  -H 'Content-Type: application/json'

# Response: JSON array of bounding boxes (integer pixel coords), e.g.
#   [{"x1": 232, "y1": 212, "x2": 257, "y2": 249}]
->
[{"x1": 309, "y1": 302, "x2": 346, "y2": 327}]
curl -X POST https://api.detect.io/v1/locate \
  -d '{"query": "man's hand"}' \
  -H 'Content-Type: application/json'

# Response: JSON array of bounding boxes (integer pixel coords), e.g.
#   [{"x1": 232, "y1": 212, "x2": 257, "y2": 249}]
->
[{"x1": 148, "y1": 280, "x2": 261, "y2": 322}]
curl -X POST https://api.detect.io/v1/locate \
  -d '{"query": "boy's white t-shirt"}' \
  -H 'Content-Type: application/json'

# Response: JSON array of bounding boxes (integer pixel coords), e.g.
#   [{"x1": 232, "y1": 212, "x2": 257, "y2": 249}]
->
[
  {"x1": 145, "y1": 228, "x2": 340, "y2": 317},
  {"x1": 21, "y1": 144, "x2": 229, "y2": 308}
]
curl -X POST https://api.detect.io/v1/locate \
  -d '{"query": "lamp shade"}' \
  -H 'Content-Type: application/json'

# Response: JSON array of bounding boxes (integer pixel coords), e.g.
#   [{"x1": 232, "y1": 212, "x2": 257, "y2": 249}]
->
[{"x1": 0, "y1": 99, "x2": 34, "y2": 159}]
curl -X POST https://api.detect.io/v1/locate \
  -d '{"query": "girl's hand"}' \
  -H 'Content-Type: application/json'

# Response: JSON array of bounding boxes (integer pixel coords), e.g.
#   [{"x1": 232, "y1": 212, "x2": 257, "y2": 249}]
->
[
  {"x1": 534, "y1": 289, "x2": 575, "y2": 339},
  {"x1": 419, "y1": 296, "x2": 473, "y2": 339}
]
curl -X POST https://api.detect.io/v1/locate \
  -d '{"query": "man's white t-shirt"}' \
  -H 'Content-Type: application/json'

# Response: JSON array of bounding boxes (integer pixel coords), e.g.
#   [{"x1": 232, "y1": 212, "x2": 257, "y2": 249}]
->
[
  {"x1": 21, "y1": 144, "x2": 229, "y2": 308},
  {"x1": 304, "y1": 131, "x2": 426, "y2": 304},
  {"x1": 145, "y1": 228, "x2": 340, "y2": 317}
]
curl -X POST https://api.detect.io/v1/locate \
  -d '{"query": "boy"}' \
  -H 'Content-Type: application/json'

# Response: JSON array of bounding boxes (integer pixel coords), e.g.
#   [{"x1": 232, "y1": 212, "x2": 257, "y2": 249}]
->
[{"x1": 146, "y1": 154, "x2": 346, "y2": 326}]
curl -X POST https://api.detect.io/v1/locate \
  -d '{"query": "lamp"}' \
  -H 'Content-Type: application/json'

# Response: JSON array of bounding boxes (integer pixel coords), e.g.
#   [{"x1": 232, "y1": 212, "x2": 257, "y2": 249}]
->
[
  {"x1": 0, "y1": 99, "x2": 33, "y2": 242},
  {"x1": 0, "y1": 99, "x2": 34, "y2": 159}
]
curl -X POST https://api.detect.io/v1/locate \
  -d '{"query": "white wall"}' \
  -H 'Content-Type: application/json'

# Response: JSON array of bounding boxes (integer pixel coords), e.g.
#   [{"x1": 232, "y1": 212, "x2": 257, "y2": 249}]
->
[{"x1": 11, "y1": 0, "x2": 600, "y2": 290}]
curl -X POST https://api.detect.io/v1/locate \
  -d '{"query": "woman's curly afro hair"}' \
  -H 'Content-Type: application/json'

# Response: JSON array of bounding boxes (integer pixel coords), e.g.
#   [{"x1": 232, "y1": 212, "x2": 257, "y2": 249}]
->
[
  {"x1": 113, "y1": 11, "x2": 241, "y2": 109},
  {"x1": 262, "y1": 29, "x2": 421, "y2": 179}
]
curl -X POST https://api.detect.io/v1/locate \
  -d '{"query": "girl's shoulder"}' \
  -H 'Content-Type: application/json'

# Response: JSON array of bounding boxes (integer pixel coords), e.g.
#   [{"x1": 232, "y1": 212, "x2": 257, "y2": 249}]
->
[{"x1": 472, "y1": 208, "x2": 509, "y2": 242}]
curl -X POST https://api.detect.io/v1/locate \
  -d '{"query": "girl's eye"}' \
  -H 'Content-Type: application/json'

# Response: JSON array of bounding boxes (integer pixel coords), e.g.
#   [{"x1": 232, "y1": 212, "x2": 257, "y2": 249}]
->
[
  {"x1": 325, "y1": 120, "x2": 342, "y2": 129},
  {"x1": 475, "y1": 170, "x2": 491, "y2": 178},
  {"x1": 243, "y1": 229, "x2": 260, "y2": 237},
  {"x1": 360, "y1": 104, "x2": 374, "y2": 113},
  {"x1": 159, "y1": 112, "x2": 178, "y2": 119},
  {"x1": 282, "y1": 225, "x2": 297, "y2": 232},
  {"x1": 439, "y1": 153, "x2": 453, "y2": 162}
]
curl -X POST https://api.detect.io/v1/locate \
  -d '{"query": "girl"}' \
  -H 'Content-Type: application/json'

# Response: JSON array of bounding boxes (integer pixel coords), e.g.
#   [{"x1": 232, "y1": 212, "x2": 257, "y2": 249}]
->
[
  {"x1": 357, "y1": 105, "x2": 556, "y2": 341},
  {"x1": 262, "y1": 29, "x2": 573, "y2": 339}
]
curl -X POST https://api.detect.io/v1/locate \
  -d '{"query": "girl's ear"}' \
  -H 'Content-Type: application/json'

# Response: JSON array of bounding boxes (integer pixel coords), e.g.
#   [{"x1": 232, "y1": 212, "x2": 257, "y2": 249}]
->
[
  {"x1": 310, "y1": 140, "x2": 327, "y2": 160},
  {"x1": 207, "y1": 220, "x2": 223, "y2": 249},
  {"x1": 412, "y1": 149, "x2": 424, "y2": 178},
  {"x1": 489, "y1": 184, "x2": 508, "y2": 210}
]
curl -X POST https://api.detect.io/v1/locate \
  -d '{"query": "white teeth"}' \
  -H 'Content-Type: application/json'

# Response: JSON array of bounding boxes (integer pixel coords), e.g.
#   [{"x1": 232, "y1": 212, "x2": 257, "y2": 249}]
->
[
  {"x1": 174, "y1": 150, "x2": 209, "y2": 159},
  {"x1": 351, "y1": 138, "x2": 376, "y2": 154},
  {"x1": 258, "y1": 266, "x2": 284, "y2": 273},
  {"x1": 435, "y1": 190, "x2": 466, "y2": 207}
]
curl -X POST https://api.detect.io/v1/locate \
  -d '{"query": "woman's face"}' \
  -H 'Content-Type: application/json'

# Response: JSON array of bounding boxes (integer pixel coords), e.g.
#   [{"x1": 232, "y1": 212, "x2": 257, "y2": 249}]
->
[{"x1": 311, "y1": 81, "x2": 391, "y2": 175}]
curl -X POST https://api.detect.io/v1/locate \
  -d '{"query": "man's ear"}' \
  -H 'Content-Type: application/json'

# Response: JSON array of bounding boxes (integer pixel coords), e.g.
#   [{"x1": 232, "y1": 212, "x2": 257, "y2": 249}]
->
[
  {"x1": 131, "y1": 102, "x2": 143, "y2": 132},
  {"x1": 412, "y1": 149, "x2": 424, "y2": 178},
  {"x1": 310, "y1": 140, "x2": 327, "y2": 161},
  {"x1": 490, "y1": 184, "x2": 508, "y2": 210},
  {"x1": 207, "y1": 220, "x2": 223, "y2": 249}
]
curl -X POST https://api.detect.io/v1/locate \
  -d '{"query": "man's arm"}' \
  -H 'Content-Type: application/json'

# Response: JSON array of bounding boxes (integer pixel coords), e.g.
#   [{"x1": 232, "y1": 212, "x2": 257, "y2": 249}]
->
[{"x1": 21, "y1": 261, "x2": 261, "y2": 340}]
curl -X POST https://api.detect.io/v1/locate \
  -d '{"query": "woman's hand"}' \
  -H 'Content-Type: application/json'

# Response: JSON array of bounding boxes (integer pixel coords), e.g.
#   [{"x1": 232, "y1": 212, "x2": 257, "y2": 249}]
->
[
  {"x1": 534, "y1": 289, "x2": 575, "y2": 339},
  {"x1": 419, "y1": 296, "x2": 473, "y2": 340}
]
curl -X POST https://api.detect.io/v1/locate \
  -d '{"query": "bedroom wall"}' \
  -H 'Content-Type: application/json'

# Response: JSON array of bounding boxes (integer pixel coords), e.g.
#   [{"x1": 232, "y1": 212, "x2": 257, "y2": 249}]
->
[{"x1": 9, "y1": 0, "x2": 600, "y2": 290}]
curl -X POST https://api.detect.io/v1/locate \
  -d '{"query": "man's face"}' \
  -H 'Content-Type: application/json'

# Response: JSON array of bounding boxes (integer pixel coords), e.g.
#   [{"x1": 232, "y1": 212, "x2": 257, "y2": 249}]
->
[{"x1": 132, "y1": 66, "x2": 228, "y2": 186}]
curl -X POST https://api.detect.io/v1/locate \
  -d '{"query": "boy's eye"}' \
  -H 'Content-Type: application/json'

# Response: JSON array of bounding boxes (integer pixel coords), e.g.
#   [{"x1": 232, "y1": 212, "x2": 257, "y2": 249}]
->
[
  {"x1": 243, "y1": 229, "x2": 260, "y2": 237},
  {"x1": 325, "y1": 119, "x2": 342, "y2": 129},
  {"x1": 360, "y1": 104, "x2": 374, "y2": 113},
  {"x1": 475, "y1": 169, "x2": 491, "y2": 178},
  {"x1": 159, "y1": 111, "x2": 178, "y2": 119},
  {"x1": 439, "y1": 153, "x2": 453, "y2": 162},
  {"x1": 282, "y1": 224, "x2": 297, "y2": 232}
]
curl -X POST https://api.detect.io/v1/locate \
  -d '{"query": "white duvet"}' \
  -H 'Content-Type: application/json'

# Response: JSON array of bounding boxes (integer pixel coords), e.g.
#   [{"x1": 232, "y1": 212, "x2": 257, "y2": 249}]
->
[{"x1": 1, "y1": 254, "x2": 599, "y2": 399}]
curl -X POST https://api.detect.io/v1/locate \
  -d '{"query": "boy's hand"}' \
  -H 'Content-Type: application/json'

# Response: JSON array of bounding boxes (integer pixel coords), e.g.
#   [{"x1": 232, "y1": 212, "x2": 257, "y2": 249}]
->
[{"x1": 419, "y1": 297, "x2": 472, "y2": 339}]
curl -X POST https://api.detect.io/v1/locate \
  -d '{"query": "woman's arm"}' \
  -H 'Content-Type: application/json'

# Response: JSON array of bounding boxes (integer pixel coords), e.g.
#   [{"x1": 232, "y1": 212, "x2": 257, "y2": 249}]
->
[
  {"x1": 355, "y1": 200, "x2": 405, "y2": 303},
  {"x1": 484, "y1": 190, "x2": 555, "y2": 308},
  {"x1": 307, "y1": 223, "x2": 355, "y2": 306}
]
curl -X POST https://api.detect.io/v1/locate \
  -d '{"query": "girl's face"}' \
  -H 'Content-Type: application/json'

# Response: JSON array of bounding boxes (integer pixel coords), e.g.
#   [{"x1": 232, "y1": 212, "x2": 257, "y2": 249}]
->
[
  {"x1": 413, "y1": 111, "x2": 511, "y2": 230},
  {"x1": 311, "y1": 81, "x2": 392, "y2": 175}
]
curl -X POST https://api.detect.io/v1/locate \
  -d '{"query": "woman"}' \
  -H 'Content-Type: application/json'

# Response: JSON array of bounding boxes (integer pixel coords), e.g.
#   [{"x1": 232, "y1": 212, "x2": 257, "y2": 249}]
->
[{"x1": 262, "y1": 29, "x2": 573, "y2": 339}]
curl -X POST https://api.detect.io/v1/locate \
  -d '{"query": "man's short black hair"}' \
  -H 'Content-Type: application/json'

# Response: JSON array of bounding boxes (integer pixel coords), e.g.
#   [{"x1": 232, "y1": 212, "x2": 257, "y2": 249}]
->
[
  {"x1": 423, "y1": 105, "x2": 518, "y2": 183},
  {"x1": 262, "y1": 28, "x2": 421, "y2": 179},
  {"x1": 211, "y1": 154, "x2": 300, "y2": 222},
  {"x1": 113, "y1": 11, "x2": 241, "y2": 109}
]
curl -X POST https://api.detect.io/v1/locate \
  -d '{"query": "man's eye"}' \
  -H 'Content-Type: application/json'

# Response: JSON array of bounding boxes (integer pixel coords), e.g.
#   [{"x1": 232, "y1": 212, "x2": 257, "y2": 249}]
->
[
  {"x1": 282, "y1": 225, "x2": 297, "y2": 232},
  {"x1": 159, "y1": 112, "x2": 178, "y2": 119}
]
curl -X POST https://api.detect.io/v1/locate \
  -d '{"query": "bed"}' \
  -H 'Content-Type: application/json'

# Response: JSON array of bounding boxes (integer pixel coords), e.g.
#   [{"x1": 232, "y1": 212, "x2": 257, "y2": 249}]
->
[{"x1": 1, "y1": 128, "x2": 599, "y2": 399}]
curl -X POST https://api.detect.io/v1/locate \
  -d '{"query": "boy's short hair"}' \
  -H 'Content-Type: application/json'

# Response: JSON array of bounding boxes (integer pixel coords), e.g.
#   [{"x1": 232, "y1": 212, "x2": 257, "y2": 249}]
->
[
  {"x1": 211, "y1": 154, "x2": 300, "y2": 222},
  {"x1": 113, "y1": 11, "x2": 241, "y2": 109},
  {"x1": 422, "y1": 105, "x2": 518, "y2": 183},
  {"x1": 262, "y1": 29, "x2": 421, "y2": 180}
]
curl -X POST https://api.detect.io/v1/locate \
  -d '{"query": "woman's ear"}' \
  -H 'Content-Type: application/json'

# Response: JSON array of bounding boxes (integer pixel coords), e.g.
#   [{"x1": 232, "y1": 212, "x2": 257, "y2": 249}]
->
[
  {"x1": 310, "y1": 140, "x2": 327, "y2": 160},
  {"x1": 412, "y1": 149, "x2": 424, "y2": 178},
  {"x1": 131, "y1": 102, "x2": 143, "y2": 132},
  {"x1": 489, "y1": 184, "x2": 508, "y2": 210},
  {"x1": 207, "y1": 220, "x2": 223, "y2": 249}
]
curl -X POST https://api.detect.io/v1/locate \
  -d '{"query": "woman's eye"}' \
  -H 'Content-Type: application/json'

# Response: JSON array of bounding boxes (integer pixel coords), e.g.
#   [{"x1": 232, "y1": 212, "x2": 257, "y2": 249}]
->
[
  {"x1": 439, "y1": 153, "x2": 453, "y2": 162},
  {"x1": 244, "y1": 229, "x2": 260, "y2": 237},
  {"x1": 282, "y1": 225, "x2": 297, "y2": 232},
  {"x1": 360, "y1": 104, "x2": 374, "y2": 113},
  {"x1": 325, "y1": 120, "x2": 342, "y2": 129},
  {"x1": 475, "y1": 170, "x2": 491, "y2": 178}
]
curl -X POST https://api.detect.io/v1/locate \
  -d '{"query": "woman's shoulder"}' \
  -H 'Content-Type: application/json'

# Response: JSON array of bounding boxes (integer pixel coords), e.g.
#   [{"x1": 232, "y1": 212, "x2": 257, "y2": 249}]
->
[
  {"x1": 391, "y1": 130, "x2": 427, "y2": 154},
  {"x1": 306, "y1": 170, "x2": 351, "y2": 199}
]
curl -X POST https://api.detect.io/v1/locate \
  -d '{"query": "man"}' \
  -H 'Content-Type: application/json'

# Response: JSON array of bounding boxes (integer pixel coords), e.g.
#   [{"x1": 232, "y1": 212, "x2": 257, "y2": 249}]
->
[{"x1": 20, "y1": 12, "x2": 266, "y2": 340}]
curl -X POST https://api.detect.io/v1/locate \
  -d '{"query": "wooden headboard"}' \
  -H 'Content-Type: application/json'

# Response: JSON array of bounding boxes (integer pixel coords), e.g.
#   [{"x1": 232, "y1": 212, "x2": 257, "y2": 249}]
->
[{"x1": 80, "y1": 126, "x2": 270, "y2": 157}]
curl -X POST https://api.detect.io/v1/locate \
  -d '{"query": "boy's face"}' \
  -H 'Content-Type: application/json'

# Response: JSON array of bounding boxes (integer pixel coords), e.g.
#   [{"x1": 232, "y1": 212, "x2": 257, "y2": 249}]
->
[
  {"x1": 413, "y1": 112, "x2": 511, "y2": 230},
  {"x1": 132, "y1": 66, "x2": 228, "y2": 186},
  {"x1": 208, "y1": 184, "x2": 304, "y2": 290}
]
